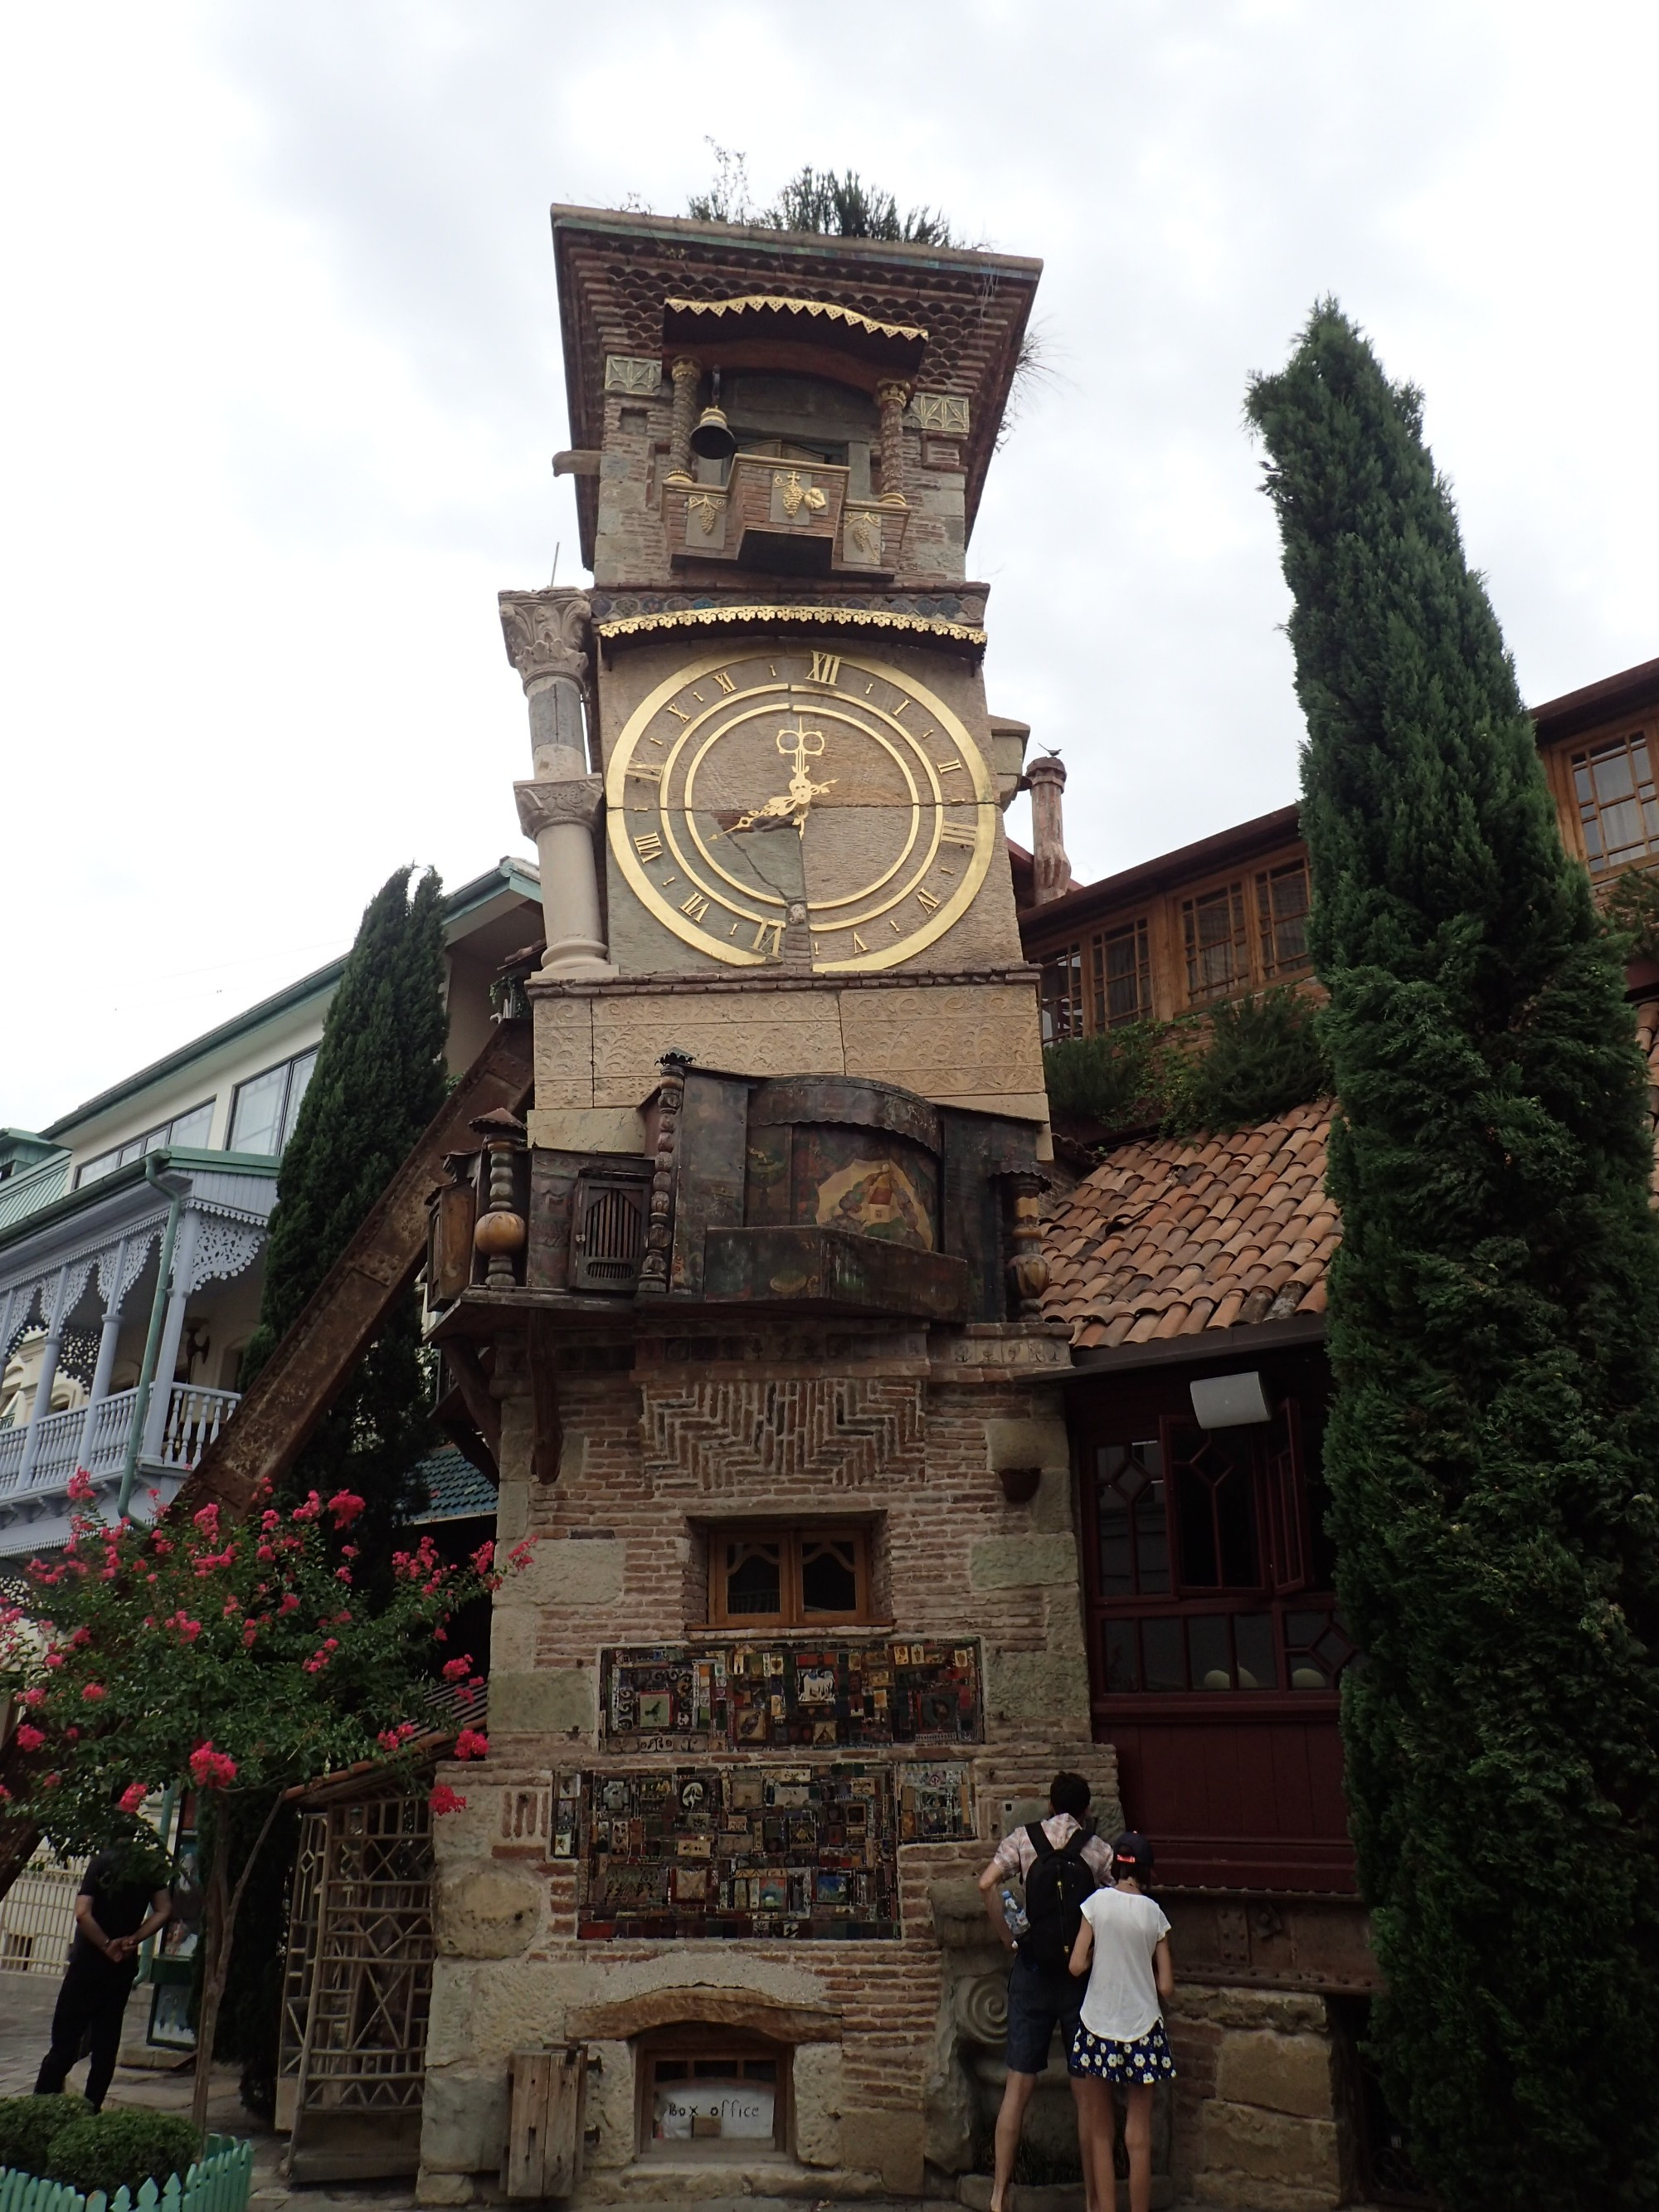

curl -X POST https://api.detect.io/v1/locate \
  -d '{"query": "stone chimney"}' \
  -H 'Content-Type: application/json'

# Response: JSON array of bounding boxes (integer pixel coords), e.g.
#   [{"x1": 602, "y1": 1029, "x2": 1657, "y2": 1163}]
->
[{"x1": 1024, "y1": 753, "x2": 1070, "y2": 905}]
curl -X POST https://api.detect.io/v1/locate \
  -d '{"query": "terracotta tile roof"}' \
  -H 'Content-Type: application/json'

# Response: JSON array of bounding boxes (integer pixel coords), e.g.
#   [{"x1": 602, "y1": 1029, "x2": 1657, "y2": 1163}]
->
[{"x1": 1043, "y1": 996, "x2": 1659, "y2": 1352}]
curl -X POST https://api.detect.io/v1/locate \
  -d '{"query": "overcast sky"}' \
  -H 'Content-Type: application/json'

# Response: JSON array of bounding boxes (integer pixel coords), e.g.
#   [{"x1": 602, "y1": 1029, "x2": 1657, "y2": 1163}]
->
[{"x1": 4, "y1": 0, "x2": 1657, "y2": 1132}]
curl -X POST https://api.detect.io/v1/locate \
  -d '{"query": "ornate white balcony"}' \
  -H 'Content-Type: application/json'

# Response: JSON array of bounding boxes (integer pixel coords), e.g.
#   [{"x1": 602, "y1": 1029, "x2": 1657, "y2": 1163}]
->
[{"x1": 0, "y1": 1382, "x2": 240, "y2": 1552}]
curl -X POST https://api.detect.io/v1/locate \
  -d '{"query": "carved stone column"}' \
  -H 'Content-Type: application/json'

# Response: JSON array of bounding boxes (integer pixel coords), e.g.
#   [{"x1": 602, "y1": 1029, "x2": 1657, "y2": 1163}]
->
[
  {"x1": 499, "y1": 589, "x2": 615, "y2": 979},
  {"x1": 1024, "y1": 753, "x2": 1071, "y2": 905},
  {"x1": 876, "y1": 380, "x2": 911, "y2": 507},
  {"x1": 665, "y1": 357, "x2": 701, "y2": 485}
]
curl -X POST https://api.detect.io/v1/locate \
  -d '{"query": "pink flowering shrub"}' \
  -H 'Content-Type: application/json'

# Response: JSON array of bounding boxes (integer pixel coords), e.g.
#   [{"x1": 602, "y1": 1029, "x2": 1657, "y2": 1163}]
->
[{"x1": 0, "y1": 1472, "x2": 511, "y2": 2137}]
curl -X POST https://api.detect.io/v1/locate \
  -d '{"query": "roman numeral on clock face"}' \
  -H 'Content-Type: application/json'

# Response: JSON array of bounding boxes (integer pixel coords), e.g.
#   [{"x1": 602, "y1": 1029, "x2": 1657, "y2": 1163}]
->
[
  {"x1": 808, "y1": 651, "x2": 841, "y2": 687},
  {"x1": 634, "y1": 831, "x2": 664, "y2": 860},
  {"x1": 752, "y1": 919, "x2": 782, "y2": 955},
  {"x1": 680, "y1": 892, "x2": 710, "y2": 921},
  {"x1": 940, "y1": 825, "x2": 977, "y2": 848},
  {"x1": 916, "y1": 889, "x2": 941, "y2": 913},
  {"x1": 712, "y1": 669, "x2": 736, "y2": 694},
  {"x1": 628, "y1": 762, "x2": 663, "y2": 782}
]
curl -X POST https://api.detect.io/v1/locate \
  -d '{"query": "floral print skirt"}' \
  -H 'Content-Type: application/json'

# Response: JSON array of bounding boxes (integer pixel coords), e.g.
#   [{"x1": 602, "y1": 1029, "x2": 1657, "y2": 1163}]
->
[{"x1": 1068, "y1": 2017, "x2": 1176, "y2": 2084}]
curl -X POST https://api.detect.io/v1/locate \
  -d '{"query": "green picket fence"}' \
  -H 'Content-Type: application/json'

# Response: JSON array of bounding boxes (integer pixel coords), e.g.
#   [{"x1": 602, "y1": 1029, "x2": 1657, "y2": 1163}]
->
[{"x1": 0, "y1": 2136, "x2": 252, "y2": 2212}]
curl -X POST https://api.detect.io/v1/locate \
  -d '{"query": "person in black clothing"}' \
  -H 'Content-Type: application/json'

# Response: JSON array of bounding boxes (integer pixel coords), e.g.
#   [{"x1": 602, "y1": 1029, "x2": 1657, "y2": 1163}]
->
[{"x1": 35, "y1": 1848, "x2": 173, "y2": 2111}]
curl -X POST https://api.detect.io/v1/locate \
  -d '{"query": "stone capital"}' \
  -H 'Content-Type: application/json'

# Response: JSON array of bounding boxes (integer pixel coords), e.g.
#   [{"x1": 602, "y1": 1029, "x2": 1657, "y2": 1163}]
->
[
  {"x1": 514, "y1": 776, "x2": 603, "y2": 839},
  {"x1": 498, "y1": 588, "x2": 592, "y2": 693}
]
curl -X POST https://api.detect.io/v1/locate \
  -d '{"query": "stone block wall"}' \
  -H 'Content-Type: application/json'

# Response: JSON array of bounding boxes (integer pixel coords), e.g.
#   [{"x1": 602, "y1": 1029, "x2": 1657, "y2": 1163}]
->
[
  {"x1": 417, "y1": 1339, "x2": 1119, "y2": 2204},
  {"x1": 1165, "y1": 1986, "x2": 1345, "y2": 2212}
]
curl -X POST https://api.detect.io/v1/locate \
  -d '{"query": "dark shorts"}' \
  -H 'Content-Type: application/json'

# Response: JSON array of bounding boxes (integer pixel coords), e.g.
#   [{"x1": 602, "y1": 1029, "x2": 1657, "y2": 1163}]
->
[
  {"x1": 1068, "y1": 2018, "x2": 1176, "y2": 2084},
  {"x1": 1004, "y1": 1953, "x2": 1085, "y2": 2075}
]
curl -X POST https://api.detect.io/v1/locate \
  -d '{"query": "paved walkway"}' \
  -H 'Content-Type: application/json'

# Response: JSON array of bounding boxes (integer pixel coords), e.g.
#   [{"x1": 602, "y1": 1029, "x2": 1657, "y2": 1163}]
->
[{"x1": 0, "y1": 1969, "x2": 1382, "y2": 2212}]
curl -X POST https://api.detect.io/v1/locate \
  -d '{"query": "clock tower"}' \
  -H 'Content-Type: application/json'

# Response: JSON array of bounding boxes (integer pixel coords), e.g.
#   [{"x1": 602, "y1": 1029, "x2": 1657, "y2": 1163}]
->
[{"x1": 419, "y1": 210, "x2": 1111, "y2": 2205}]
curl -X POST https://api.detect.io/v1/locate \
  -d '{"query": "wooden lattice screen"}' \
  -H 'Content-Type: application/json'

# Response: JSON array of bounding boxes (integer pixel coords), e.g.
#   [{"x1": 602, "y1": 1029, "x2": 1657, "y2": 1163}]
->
[{"x1": 276, "y1": 1787, "x2": 435, "y2": 2182}]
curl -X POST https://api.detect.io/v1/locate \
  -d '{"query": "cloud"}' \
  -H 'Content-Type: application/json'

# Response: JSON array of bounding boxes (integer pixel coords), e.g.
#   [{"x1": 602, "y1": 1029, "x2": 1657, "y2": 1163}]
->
[{"x1": 2, "y1": 0, "x2": 1656, "y2": 1126}]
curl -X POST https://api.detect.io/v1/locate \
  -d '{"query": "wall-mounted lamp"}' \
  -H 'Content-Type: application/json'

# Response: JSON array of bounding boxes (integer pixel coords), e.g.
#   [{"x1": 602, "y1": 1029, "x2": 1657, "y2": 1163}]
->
[
  {"x1": 996, "y1": 1465, "x2": 1043, "y2": 1504},
  {"x1": 183, "y1": 1320, "x2": 212, "y2": 1375},
  {"x1": 1189, "y1": 1372, "x2": 1272, "y2": 1428}
]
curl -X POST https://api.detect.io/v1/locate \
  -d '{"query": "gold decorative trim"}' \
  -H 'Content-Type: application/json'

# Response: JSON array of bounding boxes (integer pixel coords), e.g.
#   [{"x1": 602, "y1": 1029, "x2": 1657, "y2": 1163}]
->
[
  {"x1": 664, "y1": 295, "x2": 928, "y2": 344},
  {"x1": 594, "y1": 604, "x2": 986, "y2": 646}
]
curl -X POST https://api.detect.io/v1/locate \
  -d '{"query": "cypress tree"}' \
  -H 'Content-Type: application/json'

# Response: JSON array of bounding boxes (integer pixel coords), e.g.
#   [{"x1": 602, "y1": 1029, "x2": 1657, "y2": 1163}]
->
[
  {"x1": 1245, "y1": 305, "x2": 1659, "y2": 2210},
  {"x1": 224, "y1": 864, "x2": 448, "y2": 2109},
  {"x1": 242, "y1": 862, "x2": 449, "y2": 1557}
]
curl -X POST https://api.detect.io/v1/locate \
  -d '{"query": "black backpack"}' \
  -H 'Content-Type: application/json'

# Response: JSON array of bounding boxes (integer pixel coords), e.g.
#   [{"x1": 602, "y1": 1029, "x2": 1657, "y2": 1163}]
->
[{"x1": 1019, "y1": 1823, "x2": 1097, "y2": 1970}]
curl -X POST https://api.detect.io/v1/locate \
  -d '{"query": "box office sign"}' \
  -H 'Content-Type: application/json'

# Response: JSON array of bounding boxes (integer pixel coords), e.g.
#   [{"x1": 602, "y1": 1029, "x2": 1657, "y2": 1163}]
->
[{"x1": 601, "y1": 1638, "x2": 983, "y2": 1752}]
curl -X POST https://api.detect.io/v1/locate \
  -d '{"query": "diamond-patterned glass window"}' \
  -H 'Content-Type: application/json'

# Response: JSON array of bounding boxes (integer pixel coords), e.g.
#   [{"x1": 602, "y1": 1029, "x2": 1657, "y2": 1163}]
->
[
  {"x1": 1256, "y1": 858, "x2": 1312, "y2": 978},
  {"x1": 1572, "y1": 730, "x2": 1659, "y2": 872},
  {"x1": 1182, "y1": 882, "x2": 1248, "y2": 1002},
  {"x1": 1093, "y1": 918, "x2": 1152, "y2": 1029}
]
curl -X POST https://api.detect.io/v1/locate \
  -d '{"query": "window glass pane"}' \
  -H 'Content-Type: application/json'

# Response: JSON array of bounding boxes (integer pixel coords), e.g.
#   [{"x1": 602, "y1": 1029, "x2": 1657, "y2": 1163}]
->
[
  {"x1": 1103, "y1": 1619, "x2": 1139, "y2": 1691},
  {"x1": 280, "y1": 1050, "x2": 319, "y2": 1151},
  {"x1": 1141, "y1": 1616, "x2": 1185, "y2": 1691},
  {"x1": 168, "y1": 1103, "x2": 214, "y2": 1150},
  {"x1": 228, "y1": 1066, "x2": 288, "y2": 1155},
  {"x1": 76, "y1": 1149, "x2": 120, "y2": 1188},
  {"x1": 800, "y1": 1538, "x2": 858, "y2": 1615},
  {"x1": 1592, "y1": 749, "x2": 1636, "y2": 803},
  {"x1": 119, "y1": 1139, "x2": 144, "y2": 1165},
  {"x1": 1188, "y1": 1615, "x2": 1232, "y2": 1689},
  {"x1": 1575, "y1": 735, "x2": 1659, "y2": 870},
  {"x1": 1234, "y1": 1614, "x2": 1277, "y2": 1690},
  {"x1": 724, "y1": 1541, "x2": 781, "y2": 1617},
  {"x1": 1184, "y1": 884, "x2": 1246, "y2": 1000}
]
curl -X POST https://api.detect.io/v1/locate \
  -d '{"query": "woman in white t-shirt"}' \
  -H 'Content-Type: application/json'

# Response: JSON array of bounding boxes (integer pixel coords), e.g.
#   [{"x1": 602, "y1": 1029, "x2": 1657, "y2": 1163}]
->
[{"x1": 1066, "y1": 1833, "x2": 1175, "y2": 2212}]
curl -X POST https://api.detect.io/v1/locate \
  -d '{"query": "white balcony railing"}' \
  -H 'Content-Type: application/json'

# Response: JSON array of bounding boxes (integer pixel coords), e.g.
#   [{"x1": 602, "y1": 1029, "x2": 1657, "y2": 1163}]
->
[{"x1": 0, "y1": 1382, "x2": 241, "y2": 1503}]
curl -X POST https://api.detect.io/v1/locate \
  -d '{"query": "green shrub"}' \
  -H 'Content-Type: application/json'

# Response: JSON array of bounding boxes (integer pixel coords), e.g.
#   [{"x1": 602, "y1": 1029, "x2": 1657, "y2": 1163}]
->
[
  {"x1": 0, "y1": 2095, "x2": 90, "y2": 2177},
  {"x1": 1163, "y1": 988, "x2": 1332, "y2": 1137},
  {"x1": 1042, "y1": 1019, "x2": 1160, "y2": 1127},
  {"x1": 45, "y1": 2112, "x2": 202, "y2": 2196},
  {"x1": 1042, "y1": 992, "x2": 1332, "y2": 1145}
]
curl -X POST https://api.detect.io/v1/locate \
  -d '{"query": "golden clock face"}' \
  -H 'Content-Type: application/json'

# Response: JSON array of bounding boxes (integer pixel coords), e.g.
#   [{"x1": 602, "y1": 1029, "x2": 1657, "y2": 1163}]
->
[{"x1": 605, "y1": 644, "x2": 997, "y2": 973}]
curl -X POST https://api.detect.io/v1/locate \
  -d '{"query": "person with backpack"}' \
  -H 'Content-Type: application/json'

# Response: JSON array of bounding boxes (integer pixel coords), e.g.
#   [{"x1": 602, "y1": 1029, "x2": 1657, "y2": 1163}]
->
[
  {"x1": 1067, "y1": 1832, "x2": 1175, "y2": 2212},
  {"x1": 977, "y1": 1771, "x2": 1113, "y2": 2212}
]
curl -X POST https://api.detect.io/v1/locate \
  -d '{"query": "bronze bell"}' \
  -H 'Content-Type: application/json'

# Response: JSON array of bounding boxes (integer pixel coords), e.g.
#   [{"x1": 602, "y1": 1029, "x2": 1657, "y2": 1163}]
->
[
  {"x1": 689, "y1": 366, "x2": 737, "y2": 462},
  {"x1": 689, "y1": 402, "x2": 737, "y2": 461}
]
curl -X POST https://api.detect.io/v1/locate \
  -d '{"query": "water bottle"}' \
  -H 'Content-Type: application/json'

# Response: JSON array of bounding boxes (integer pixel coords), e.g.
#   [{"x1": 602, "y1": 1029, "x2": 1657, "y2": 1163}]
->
[{"x1": 1000, "y1": 1885, "x2": 1029, "y2": 1941}]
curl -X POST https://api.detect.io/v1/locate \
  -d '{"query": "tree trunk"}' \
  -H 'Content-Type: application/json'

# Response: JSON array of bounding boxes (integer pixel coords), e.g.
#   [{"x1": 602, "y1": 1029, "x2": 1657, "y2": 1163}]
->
[
  {"x1": 189, "y1": 1790, "x2": 287, "y2": 2138},
  {"x1": 190, "y1": 1843, "x2": 231, "y2": 2136}
]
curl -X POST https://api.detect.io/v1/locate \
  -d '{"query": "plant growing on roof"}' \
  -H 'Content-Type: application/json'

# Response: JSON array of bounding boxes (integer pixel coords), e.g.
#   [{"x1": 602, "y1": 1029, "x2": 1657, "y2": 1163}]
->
[
  {"x1": 0, "y1": 1470, "x2": 513, "y2": 2135},
  {"x1": 1247, "y1": 302, "x2": 1659, "y2": 2210}
]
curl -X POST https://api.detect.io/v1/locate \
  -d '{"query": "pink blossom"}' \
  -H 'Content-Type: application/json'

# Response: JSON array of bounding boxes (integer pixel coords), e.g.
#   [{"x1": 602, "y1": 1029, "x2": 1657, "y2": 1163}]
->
[
  {"x1": 42, "y1": 1772, "x2": 60, "y2": 1790},
  {"x1": 327, "y1": 1490, "x2": 365, "y2": 1529},
  {"x1": 277, "y1": 1594, "x2": 299, "y2": 1616},
  {"x1": 292, "y1": 1491, "x2": 323, "y2": 1523},
  {"x1": 64, "y1": 1727, "x2": 79, "y2": 1742},
  {"x1": 14, "y1": 1723, "x2": 45, "y2": 1752},
  {"x1": 428, "y1": 1784, "x2": 468, "y2": 1815},
  {"x1": 469, "y1": 1540, "x2": 494, "y2": 1575},
  {"x1": 441, "y1": 1654, "x2": 474, "y2": 1682},
  {"x1": 377, "y1": 1722, "x2": 421, "y2": 1752},
  {"x1": 335, "y1": 1566, "x2": 353, "y2": 1584},
  {"x1": 192, "y1": 1503, "x2": 220, "y2": 1533},
  {"x1": 81, "y1": 1683, "x2": 106, "y2": 1703},
  {"x1": 222, "y1": 1598, "x2": 241, "y2": 1617},
  {"x1": 242, "y1": 1625, "x2": 258, "y2": 1648},
  {"x1": 187, "y1": 1742, "x2": 237, "y2": 1789},
  {"x1": 256, "y1": 1545, "x2": 275, "y2": 1562},
  {"x1": 42, "y1": 1651, "x2": 64, "y2": 1669},
  {"x1": 340, "y1": 1543, "x2": 358, "y2": 1560},
  {"x1": 66, "y1": 1468, "x2": 95, "y2": 1503},
  {"x1": 118, "y1": 1783, "x2": 148, "y2": 1813},
  {"x1": 453, "y1": 1728, "x2": 489, "y2": 1762},
  {"x1": 18, "y1": 1688, "x2": 43, "y2": 1708}
]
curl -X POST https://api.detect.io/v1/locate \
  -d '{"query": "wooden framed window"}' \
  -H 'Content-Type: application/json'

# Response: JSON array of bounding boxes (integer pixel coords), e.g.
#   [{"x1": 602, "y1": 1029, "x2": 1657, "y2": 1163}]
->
[
  {"x1": 1571, "y1": 728, "x2": 1659, "y2": 872},
  {"x1": 641, "y1": 2034, "x2": 785, "y2": 2155},
  {"x1": 1092, "y1": 918, "x2": 1152, "y2": 1029},
  {"x1": 1080, "y1": 1401, "x2": 1348, "y2": 1698},
  {"x1": 1181, "y1": 882, "x2": 1248, "y2": 1002},
  {"x1": 1039, "y1": 944, "x2": 1084, "y2": 1042},
  {"x1": 708, "y1": 1524, "x2": 872, "y2": 1628},
  {"x1": 1255, "y1": 858, "x2": 1311, "y2": 979}
]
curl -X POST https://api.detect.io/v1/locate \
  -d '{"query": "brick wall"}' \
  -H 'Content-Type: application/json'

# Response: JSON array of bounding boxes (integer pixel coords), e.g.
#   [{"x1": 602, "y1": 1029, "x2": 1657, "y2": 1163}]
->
[{"x1": 421, "y1": 1331, "x2": 1117, "y2": 2203}]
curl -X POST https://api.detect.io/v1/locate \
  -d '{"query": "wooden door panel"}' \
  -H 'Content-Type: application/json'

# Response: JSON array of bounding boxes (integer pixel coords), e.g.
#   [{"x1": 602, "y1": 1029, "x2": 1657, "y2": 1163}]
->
[{"x1": 1106, "y1": 1710, "x2": 1355, "y2": 1893}]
